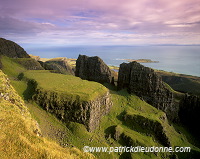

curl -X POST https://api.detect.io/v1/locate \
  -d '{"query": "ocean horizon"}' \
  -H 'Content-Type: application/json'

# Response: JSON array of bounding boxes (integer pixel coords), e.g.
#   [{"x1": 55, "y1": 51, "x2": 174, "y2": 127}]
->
[{"x1": 24, "y1": 45, "x2": 200, "y2": 77}]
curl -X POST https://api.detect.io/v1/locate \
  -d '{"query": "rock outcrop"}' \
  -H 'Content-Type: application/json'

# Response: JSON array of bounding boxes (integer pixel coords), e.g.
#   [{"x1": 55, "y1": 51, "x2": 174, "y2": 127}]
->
[
  {"x1": 75, "y1": 55, "x2": 112, "y2": 84},
  {"x1": 118, "y1": 62, "x2": 174, "y2": 119},
  {"x1": 42, "y1": 58, "x2": 74, "y2": 75},
  {"x1": 15, "y1": 58, "x2": 44, "y2": 70},
  {"x1": 179, "y1": 94, "x2": 200, "y2": 135},
  {"x1": 0, "y1": 38, "x2": 30, "y2": 58}
]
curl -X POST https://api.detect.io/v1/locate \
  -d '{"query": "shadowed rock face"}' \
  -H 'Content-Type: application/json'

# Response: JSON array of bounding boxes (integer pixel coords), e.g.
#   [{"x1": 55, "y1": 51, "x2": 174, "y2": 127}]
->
[
  {"x1": 44, "y1": 59, "x2": 74, "y2": 75},
  {"x1": 179, "y1": 94, "x2": 200, "y2": 135},
  {"x1": 118, "y1": 62, "x2": 174, "y2": 119},
  {"x1": 75, "y1": 55, "x2": 111, "y2": 84},
  {"x1": 0, "y1": 38, "x2": 30, "y2": 58}
]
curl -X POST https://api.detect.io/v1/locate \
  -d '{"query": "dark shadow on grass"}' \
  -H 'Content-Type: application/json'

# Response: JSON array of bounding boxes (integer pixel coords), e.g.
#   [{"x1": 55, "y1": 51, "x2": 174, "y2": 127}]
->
[
  {"x1": 104, "y1": 125, "x2": 116, "y2": 139},
  {"x1": 23, "y1": 79, "x2": 37, "y2": 100},
  {"x1": 116, "y1": 111, "x2": 126, "y2": 122}
]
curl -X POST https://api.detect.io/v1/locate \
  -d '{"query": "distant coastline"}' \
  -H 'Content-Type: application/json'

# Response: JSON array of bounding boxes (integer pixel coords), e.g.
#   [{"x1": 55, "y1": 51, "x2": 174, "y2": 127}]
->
[{"x1": 122, "y1": 59, "x2": 159, "y2": 63}]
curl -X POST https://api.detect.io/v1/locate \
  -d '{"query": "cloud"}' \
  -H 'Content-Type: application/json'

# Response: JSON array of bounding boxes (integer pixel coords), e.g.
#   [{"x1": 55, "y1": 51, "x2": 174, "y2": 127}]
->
[{"x1": 0, "y1": 0, "x2": 199, "y2": 45}]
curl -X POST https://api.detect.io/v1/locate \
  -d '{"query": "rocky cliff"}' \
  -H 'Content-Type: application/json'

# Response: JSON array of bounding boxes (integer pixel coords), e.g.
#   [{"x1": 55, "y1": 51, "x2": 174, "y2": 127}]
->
[
  {"x1": 33, "y1": 88, "x2": 112, "y2": 132},
  {"x1": 43, "y1": 58, "x2": 74, "y2": 75},
  {"x1": 0, "y1": 38, "x2": 30, "y2": 58},
  {"x1": 118, "y1": 62, "x2": 175, "y2": 120},
  {"x1": 75, "y1": 55, "x2": 112, "y2": 84},
  {"x1": 123, "y1": 112, "x2": 171, "y2": 146},
  {"x1": 15, "y1": 58, "x2": 44, "y2": 70}
]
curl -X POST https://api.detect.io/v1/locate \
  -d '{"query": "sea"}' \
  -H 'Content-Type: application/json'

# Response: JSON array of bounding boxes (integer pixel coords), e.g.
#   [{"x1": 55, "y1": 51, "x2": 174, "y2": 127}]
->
[{"x1": 25, "y1": 45, "x2": 200, "y2": 77}]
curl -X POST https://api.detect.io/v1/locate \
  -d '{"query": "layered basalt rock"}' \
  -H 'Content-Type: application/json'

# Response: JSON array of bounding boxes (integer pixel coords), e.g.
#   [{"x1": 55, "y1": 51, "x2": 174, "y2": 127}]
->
[
  {"x1": 44, "y1": 58, "x2": 74, "y2": 75},
  {"x1": 75, "y1": 55, "x2": 112, "y2": 84},
  {"x1": 0, "y1": 38, "x2": 30, "y2": 58},
  {"x1": 32, "y1": 86, "x2": 112, "y2": 132},
  {"x1": 15, "y1": 58, "x2": 44, "y2": 70},
  {"x1": 118, "y1": 62, "x2": 174, "y2": 119}
]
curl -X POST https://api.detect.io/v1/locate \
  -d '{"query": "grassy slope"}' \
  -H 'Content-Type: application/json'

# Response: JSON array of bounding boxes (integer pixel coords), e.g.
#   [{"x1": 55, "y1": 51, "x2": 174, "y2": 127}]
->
[
  {"x1": 0, "y1": 70, "x2": 94, "y2": 159},
  {"x1": 1, "y1": 56, "x2": 200, "y2": 159}
]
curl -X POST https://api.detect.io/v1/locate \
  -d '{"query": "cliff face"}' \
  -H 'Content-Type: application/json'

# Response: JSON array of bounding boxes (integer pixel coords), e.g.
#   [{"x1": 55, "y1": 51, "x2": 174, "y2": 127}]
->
[
  {"x1": 44, "y1": 58, "x2": 74, "y2": 75},
  {"x1": 32, "y1": 86, "x2": 112, "y2": 132},
  {"x1": 75, "y1": 55, "x2": 111, "y2": 84},
  {"x1": 179, "y1": 94, "x2": 200, "y2": 135},
  {"x1": 123, "y1": 113, "x2": 171, "y2": 147},
  {"x1": 118, "y1": 62, "x2": 174, "y2": 119},
  {"x1": 15, "y1": 58, "x2": 44, "y2": 70},
  {"x1": 0, "y1": 38, "x2": 30, "y2": 58}
]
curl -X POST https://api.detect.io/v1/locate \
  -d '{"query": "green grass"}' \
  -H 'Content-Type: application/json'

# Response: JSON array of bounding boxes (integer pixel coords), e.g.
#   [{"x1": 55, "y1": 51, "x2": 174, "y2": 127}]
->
[
  {"x1": 10, "y1": 80, "x2": 27, "y2": 98},
  {"x1": 1, "y1": 56, "x2": 26, "y2": 79},
  {"x1": 1, "y1": 56, "x2": 200, "y2": 158},
  {"x1": 24, "y1": 70, "x2": 108, "y2": 101}
]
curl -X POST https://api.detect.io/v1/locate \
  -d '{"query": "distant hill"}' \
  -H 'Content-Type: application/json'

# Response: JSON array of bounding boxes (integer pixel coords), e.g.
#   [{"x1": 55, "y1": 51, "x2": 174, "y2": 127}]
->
[
  {"x1": 156, "y1": 70, "x2": 200, "y2": 96},
  {"x1": 0, "y1": 38, "x2": 30, "y2": 58}
]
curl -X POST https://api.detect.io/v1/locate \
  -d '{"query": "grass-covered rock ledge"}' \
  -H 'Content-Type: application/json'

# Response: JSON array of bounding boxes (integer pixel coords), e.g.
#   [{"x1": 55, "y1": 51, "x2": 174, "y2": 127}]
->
[{"x1": 24, "y1": 70, "x2": 112, "y2": 132}]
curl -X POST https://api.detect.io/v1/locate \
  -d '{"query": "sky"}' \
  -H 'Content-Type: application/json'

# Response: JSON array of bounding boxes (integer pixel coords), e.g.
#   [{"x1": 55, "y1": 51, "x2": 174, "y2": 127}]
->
[{"x1": 0, "y1": 0, "x2": 200, "y2": 46}]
